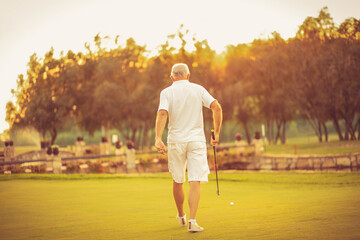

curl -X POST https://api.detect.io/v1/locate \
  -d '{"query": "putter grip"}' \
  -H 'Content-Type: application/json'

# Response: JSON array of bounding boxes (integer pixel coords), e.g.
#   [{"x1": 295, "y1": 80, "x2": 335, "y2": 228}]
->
[{"x1": 211, "y1": 129, "x2": 215, "y2": 140}]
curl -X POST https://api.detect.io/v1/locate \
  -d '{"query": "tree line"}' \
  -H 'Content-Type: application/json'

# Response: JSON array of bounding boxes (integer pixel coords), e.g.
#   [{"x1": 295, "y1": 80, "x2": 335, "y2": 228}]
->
[{"x1": 6, "y1": 7, "x2": 360, "y2": 147}]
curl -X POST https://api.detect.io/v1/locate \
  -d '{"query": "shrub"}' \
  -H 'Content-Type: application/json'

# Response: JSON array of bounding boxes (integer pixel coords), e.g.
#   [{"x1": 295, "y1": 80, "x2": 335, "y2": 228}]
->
[
  {"x1": 88, "y1": 161, "x2": 103, "y2": 173},
  {"x1": 66, "y1": 162, "x2": 80, "y2": 173}
]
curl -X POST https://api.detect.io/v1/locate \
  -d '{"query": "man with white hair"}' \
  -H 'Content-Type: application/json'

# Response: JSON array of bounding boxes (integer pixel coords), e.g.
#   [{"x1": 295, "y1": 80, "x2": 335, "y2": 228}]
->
[{"x1": 155, "y1": 63, "x2": 222, "y2": 232}]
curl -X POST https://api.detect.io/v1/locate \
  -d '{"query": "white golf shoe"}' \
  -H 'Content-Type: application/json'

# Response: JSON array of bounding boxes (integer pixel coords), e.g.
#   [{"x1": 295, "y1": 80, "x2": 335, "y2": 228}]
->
[
  {"x1": 176, "y1": 213, "x2": 187, "y2": 226},
  {"x1": 188, "y1": 220, "x2": 204, "y2": 232}
]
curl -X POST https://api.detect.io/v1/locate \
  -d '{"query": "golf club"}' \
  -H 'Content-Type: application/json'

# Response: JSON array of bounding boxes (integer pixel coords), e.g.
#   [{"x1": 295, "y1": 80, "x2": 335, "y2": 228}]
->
[{"x1": 211, "y1": 129, "x2": 220, "y2": 196}]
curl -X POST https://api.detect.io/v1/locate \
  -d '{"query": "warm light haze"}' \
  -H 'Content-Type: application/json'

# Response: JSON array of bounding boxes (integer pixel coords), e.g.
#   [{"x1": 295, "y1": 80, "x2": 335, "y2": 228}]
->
[{"x1": 1, "y1": 0, "x2": 360, "y2": 133}]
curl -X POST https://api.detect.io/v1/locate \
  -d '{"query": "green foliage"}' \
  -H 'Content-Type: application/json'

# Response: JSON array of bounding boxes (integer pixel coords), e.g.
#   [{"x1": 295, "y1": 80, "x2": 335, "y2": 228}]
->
[
  {"x1": 6, "y1": 7, "x2": 360, "y2": 148},
  {"x1": 223, "y1": 7, "x2": 360, "y2": 143}
]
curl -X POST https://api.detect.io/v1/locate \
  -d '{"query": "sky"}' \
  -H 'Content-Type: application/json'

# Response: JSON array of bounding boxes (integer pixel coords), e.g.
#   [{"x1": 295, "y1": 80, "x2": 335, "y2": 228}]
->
[{"x1": 1, "y1": 0, "x2": 360, "y2": 134}]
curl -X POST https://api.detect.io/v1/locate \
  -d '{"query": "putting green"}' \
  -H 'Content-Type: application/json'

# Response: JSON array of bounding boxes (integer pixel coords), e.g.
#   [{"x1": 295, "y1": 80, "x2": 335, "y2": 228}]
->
[{"x1": 0, "y1": 172, "x2": 359, "y2": 240}]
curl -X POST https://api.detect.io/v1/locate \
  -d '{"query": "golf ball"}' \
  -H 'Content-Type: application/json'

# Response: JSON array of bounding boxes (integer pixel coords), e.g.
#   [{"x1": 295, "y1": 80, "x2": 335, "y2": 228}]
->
[{"x1": 230, "y1": 202, "x2": 234, "y2": 206}]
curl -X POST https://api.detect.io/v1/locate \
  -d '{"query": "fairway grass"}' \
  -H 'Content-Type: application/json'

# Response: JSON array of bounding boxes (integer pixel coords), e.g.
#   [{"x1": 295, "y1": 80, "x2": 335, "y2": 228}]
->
[{"x1": 0, "y1": 172, "x2": 360, "y2": 240}]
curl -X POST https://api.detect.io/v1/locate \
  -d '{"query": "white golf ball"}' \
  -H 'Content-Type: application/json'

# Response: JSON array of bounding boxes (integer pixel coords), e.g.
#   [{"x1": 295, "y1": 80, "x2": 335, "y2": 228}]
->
[{"x1": 230, "y1": 202, "x2": 234, "y2": 206}]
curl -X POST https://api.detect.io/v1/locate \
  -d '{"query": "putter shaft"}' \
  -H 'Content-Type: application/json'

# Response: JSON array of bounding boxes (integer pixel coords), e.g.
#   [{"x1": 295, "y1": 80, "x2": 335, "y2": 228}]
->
[{"x1": 211, "y1": 130, "x2": 220, "y2": 196}]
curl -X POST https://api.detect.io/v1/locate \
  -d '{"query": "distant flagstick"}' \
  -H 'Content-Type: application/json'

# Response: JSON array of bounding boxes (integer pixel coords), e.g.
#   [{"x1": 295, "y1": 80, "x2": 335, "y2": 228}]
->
[{"x1": 211, "y1": 129, "x2": 220, "y2": 196}]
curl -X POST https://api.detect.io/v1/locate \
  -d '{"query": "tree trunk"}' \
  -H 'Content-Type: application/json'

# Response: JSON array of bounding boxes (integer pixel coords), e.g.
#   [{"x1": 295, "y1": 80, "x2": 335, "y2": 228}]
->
[
  {"x1": 348, "y1": 116, "x2": 357, "y2": 140},
  {"x1": 50, "y1": 128, "x2": 57, "y2": 145},
  {"x1": 266, "y1": 120, "x2": 272, "y2": 144},
  {"x1": 344, "y1": 118, "x2": 350, "y2": 141},
  {"x1": 271, "y1": 121, "x2": 275, "y2": 144},
  {"x1": 281, "y1": 120, "x2": 286, "y2": 144},
  {"x1": 242, "y1": 121, "x2": 251, "y2": 144},
  {"x1": 344, "y1": 117, "x2": 356, "y2": 141},
  {"x1": 143, "y1": 121, "x2": 150, "y2": 150},
  {"x1": 125, "y1": 129, "x2": 130, "y2": 140},
  {"x1": 131, "y1": 128, "x2": 137, "y2": 143},
  {"x1": 275, "y1": 120, "x2": 281, "y2": 144},
  {"x1": 349, "y1": 125, "x2": 356, "y2": 140},
  {"x1": 318, "y1": 121, "x2": 323, "y2": 143},
  {"x1": 267, "y1": 120, "x2": 274, "y2": 144},
  {"x1": 41, "y1": 131, "x2": 46, "y2": 141},
  {"x1": 104, "y1": 122, "x2": 111, "y2": 143},
  {"x1": 332, "y1": 116, "x2": 343, "y2": 141},
  {"x1": 358, "y1": 120, "x2": 360, "y2": 140},
  {"x1": 137, "y1": 126, "x2": 143, "y2": 150},
  {"x1": 322, "y1": 122, "x2": 328, "y2": 142},
  {"x1": 353, "y1": 117, "x2": 359, "y2": 139}
]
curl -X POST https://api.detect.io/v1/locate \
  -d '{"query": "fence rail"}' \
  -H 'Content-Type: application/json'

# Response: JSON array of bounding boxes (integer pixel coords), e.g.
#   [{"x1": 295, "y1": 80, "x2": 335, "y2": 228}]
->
[
  {"x1": 0, "y1": 154, "x2": 129, "y2": 166},
  {"x1": 0, "y1": 144, "x2": 241, "y2": 167},
  {"x1": 1, "y1": 145, "x2": 359, "y2": 172}
]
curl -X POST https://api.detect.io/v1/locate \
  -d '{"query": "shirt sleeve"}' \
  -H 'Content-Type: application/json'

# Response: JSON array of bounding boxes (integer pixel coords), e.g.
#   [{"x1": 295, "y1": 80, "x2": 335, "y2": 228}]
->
[
  {"x1": 158, "y1": 90, "x2": 169, "y2": 112},
  {"x1": 201, "y1": 87, "x2": 216, "y2": 109}
]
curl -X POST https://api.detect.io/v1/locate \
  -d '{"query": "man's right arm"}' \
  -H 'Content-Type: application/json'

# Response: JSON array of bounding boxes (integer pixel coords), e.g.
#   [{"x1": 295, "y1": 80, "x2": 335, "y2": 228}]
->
[
  {"x1": 155, "y1": 110, "x2": 168, "y2": 154},
  {"x1": 210, "y1": 100, "x2": 223, "y2": 146}
]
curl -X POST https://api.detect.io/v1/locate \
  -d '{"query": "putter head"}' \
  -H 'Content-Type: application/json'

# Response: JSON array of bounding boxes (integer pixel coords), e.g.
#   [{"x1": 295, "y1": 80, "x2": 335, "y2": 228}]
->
[{"x1": 216, "y1": 190, "x2": 220, "y2": 196}]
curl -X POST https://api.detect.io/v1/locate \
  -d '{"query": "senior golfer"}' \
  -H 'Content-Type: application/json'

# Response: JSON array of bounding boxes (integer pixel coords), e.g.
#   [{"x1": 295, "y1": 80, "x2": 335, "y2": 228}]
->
[{"x1": 155, "y1": 63, "x2": 222, "y2": 232}]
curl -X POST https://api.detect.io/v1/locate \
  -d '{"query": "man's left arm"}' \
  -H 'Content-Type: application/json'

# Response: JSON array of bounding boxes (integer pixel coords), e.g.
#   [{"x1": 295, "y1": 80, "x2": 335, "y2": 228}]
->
[{"x1": 155, "y1": 110, "x2": 168, "y2": 154}]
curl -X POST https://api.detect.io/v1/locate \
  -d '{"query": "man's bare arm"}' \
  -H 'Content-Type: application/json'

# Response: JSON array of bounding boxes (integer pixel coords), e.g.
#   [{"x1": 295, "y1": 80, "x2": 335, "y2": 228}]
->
[
  {"x1": 155, "y1": 110, "x2": 168, "y2": 154},
  {"x1": 210, "y1": 100, "x2": 223, "y2": 146}
]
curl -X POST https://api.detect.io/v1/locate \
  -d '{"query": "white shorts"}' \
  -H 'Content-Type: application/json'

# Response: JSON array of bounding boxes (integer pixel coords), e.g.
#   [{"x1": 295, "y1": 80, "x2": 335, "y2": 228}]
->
[{"x1": 167, "y1": 142, "x2": 210, "y2": 183}]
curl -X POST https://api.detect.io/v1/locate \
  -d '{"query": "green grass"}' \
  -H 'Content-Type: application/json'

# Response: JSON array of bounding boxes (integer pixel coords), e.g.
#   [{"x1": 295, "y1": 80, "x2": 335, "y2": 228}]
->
[
  {"x1": 264, "y1": 140, "x2": 360, "y2": 155},
  {"x1": 259, "y1": 134, "x2": 359, "y2": 155},
  {"x1": 2, "y1": 134, "x2": 360, "y2": 157},
  {"x1": 0, "y1": 145, "x2": 40, "y2": 155},
  {"x1": 228, "y1": 134, "x2": 360, "y2": 156},
  {"x1": 0, "y1": 172, "x2": 359, "y2": 240}
]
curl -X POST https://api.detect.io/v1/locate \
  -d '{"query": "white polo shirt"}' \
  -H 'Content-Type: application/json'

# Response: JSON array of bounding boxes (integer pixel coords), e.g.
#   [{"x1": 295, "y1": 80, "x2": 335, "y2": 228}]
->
[{"x1": 158, "y1": 80, "x2": 216, "y2": 143}]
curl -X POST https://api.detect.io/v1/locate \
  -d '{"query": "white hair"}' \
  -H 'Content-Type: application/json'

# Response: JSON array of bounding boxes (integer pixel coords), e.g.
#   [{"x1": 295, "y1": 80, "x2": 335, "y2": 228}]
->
[{"x1": 171, "y1": 63, "x2": 190, "y2": 79}]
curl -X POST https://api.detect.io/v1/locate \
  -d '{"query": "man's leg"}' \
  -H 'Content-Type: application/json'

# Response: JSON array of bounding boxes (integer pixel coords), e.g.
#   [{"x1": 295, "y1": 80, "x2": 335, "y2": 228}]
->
[
  {"x1": 173, "y1": 181, "x2": 185, "y2": 217},
  {"x1": 186, "y1": 142, "x2": 208, "y2": 232},
  {"x1": 188, "y1": 181, "x2": 200, "y2": 219}
]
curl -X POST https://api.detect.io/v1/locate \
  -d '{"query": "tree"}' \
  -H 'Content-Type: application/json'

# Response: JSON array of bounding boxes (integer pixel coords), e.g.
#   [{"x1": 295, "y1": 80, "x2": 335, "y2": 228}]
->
[
  {"x1": 7, "y1": 49, "x2": 76, "y2": 144},
  {"x1": 251, "y1": 33, "x2": 295, "y2": 144},
  {"x1": 223, "y1": 44, "x2": 258, "y2": 143},
  {"x1": 292, "y1": 9, "x2": 360, "y2": 141},
  {"x1": 75, "y1": 35, "x2": 148, "y2": 144}
]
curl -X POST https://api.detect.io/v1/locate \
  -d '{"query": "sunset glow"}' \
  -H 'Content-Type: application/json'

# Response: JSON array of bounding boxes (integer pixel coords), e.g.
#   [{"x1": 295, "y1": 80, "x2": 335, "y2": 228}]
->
[{"x1": 1, "y1": 0, "x2": 360, "y2": 133}]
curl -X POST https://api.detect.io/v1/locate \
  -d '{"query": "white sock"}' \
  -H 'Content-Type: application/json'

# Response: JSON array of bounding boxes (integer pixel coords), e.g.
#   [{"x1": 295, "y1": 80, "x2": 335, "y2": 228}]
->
[{"x1": 189, "y1": 219, "x2": 196, "y2": 223}]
